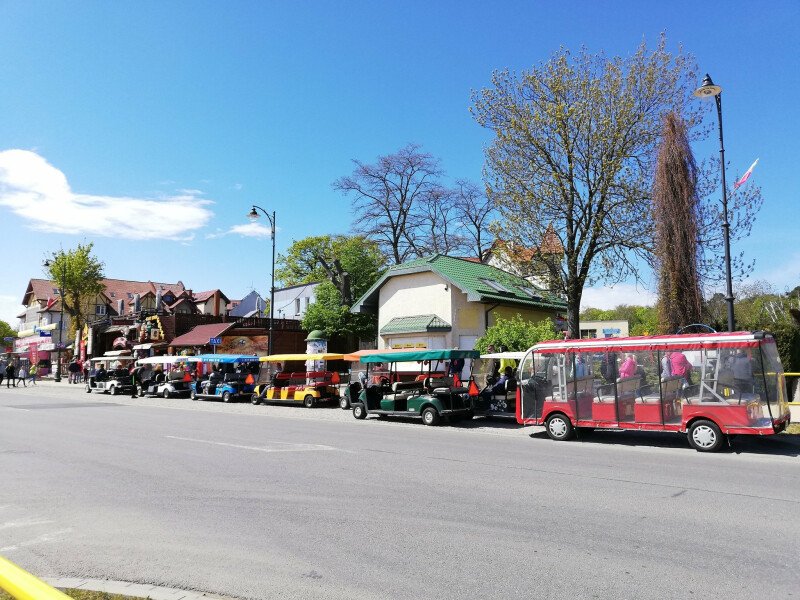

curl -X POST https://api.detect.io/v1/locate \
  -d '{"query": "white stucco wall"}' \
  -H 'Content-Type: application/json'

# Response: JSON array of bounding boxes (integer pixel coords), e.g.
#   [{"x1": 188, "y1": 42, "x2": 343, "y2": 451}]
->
[{"x1": 377, "y1": 272, "x2": 452, "y2": 350}]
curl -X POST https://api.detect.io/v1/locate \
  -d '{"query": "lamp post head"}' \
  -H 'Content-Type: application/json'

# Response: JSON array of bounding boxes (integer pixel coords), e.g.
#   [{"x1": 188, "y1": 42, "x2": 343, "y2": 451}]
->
[
  {"x1": 694, "y1": 74, "x2": 722, "y2": 99},
  {"x1": 247, "y1": 207, "x2": 259, "y2": 221}
]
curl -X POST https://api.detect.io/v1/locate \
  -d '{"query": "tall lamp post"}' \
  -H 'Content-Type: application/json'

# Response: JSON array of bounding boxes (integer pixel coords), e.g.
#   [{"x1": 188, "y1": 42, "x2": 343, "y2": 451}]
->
[
  {"x1": 694, "y1": 74, "x2": 735, "y2": 333},
  {"x1": 43, "y1": 257, "x2": 66, "y2": 382},
  {"x1": 247, "y1": 205, "x2": 276, "y2": 355}
]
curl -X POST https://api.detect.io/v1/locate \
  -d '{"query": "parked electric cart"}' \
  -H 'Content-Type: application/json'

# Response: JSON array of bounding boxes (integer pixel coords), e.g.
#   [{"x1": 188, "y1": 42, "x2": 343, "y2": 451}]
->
[
  {"x1": 348, "y1": 348, "x2": 479, "y2": 425},
  {"x1": 472, "y1": 351, "x2": 524, "y2": 418},
  {"x1": 252, "y1": 353, "x2": 343, "y2": 408},
  {"x1": 517, "y1": 331, "x2": 791, "y2": 451},
  {"x1": 137, "y1": 355, "x2": 193, "y2": 398},
  {"x1": 86, "y1": 354, "x2": 136, "y2": 395},
  {"x1": 189, "y1": 354, "x2": 259, "y2": 402}
]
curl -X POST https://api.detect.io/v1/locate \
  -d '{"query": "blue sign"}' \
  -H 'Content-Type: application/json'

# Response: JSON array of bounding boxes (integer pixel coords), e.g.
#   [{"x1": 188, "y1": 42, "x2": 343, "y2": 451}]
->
[
  {"x1": 209, "y1": 337, "x2": 222, "y2": 346},
  {"x1": 3, "y1": 336, "x2": 14, "y2": 342},
  {"x1": 39, "y1": 331, "x2": 52, "y2": 337}
]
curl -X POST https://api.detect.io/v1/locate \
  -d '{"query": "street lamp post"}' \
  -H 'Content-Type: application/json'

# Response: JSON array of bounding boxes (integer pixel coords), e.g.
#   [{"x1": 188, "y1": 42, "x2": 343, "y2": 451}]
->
[
  {"x1": 694, "y1": 74, "x2": 735, "y2": 333},
  {"x1": 247, "y1": 206, "x2": 276, "y2": 355},
  {"x1": 43, "y1": 257, "x2": 66, "y2": 382}
]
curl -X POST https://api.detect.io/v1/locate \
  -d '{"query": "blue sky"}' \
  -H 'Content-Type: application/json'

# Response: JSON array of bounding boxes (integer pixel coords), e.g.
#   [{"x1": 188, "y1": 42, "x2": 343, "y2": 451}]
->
[{"x1": 1, "y1": 0, "x2": 798, "y2": 324}]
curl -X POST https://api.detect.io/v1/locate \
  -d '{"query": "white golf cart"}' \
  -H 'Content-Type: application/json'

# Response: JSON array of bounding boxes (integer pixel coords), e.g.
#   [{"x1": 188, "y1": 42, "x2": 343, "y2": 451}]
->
[{"x1": 138, "y1": 355, "x2": 194, "y2": 398}]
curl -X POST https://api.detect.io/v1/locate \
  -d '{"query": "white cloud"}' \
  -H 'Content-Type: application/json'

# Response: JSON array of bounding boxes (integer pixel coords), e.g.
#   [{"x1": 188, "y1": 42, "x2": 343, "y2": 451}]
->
[
  {"x1": 582, "y1": 283, "x2": 657, "y2": 310},
  {"x1": 0, "y1": 150, "x2": 214, "y2": 240},
  {"x1": 205, "y1": 221, "x2": 273, "y2": 240}
]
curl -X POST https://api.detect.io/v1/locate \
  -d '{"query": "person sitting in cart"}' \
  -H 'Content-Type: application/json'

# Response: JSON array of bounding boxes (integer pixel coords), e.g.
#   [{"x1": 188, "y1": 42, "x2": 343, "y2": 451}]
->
[
  {"x1": 481, "y1": 366, "x2": 513, "y2": 402},
  {"x1": 669, "y1": 351, "x2": 693, "y2": 385},
  {"x1": 732, "y1": 350, "x2": 754, "y2": 393},
  {"x1": 96, "y1": 365, "x2": 107, "y2": 381}
]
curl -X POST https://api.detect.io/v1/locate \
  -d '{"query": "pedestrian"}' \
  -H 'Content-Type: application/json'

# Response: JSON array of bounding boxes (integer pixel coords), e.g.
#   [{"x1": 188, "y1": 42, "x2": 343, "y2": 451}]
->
[
  {"x1": 0, "y1": 357, "x2": 6, "y2": 387},
  {"x1": 130, "y1": 364, "x2": 143, "y2": 398},
  {"x1": 27, "y1": 363, "x2": 37, "y2": 385},
  {"x1": 83, "y1": 362, "x2": 89, "y2": 383},
  {"x1": 5, "y1": 362, "x2": 15, "y2": 387},
  {"x1": 16, "y1": 363, "x2": 27, "y2": 387}
]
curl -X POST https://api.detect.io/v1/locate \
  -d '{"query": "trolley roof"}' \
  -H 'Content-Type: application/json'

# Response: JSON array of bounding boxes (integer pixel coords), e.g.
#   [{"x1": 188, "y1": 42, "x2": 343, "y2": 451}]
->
[
  {"x1": 480, "y1": 352, "x2": 526, "y2": 360},
  {"x1": 531, "y1": 331, "x2": 772, "y2": 353},
  {"x1": 357, "y1": 348, "x2": 480, "y2": 364},
  {"x1": 190, "y1": 353, "x2": 260, "y2": 363}
]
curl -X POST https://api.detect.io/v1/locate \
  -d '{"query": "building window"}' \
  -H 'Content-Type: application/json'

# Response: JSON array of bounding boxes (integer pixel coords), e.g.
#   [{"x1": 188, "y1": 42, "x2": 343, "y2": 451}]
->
[
  {"x1": 295, "y1": 298, "x2": 301, "y2": 315},
  {"x1": 480, "y1": 278, "x2": 511, "y2": 294},
  {"x1": 579, "y1": 329, "x2": 597, "y2": 339},
  {"x1": 95, "y1": 305, "x2": 107, "y2": 316},
  {"x1": 305, "y1": 297, "x2": 310, "y2": 309}
]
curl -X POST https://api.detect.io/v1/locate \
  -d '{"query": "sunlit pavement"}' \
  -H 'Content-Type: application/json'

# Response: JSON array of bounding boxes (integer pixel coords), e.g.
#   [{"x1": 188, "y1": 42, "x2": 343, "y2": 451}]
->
[{"x1": 1, "y1": 382, "x2": 799, "y2": 600}]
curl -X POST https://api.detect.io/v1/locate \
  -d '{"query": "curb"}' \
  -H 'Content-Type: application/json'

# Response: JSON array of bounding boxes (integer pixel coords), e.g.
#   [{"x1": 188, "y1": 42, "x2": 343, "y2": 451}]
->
[{"x1": 44, "y1": 578, "x2": 241, "y2": 600}]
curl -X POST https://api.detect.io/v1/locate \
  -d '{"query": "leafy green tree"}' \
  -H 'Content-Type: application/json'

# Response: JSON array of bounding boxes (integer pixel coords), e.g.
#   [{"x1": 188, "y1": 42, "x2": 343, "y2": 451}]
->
[
  {"x1": 579, "y1": 304, "x2": 658, "y2": 336},
  {"x1": 471, "y1": 36, "x2": 705, "y2": 338},
  {"x1": 302, "y1": 282, "x2": 378, "y2": 343},
  {"x1": 474, "y1": 315, "x2": 557, "y2": 353},
  {"x1": 0, "y1": 320, "x2": 16, "y2": 342},
  {"x1": 276, "y1": 234, "x2": 384, "y2": 307},
  {"x1": 45, "y1": 243, "x2": 105, "y2": 337}
]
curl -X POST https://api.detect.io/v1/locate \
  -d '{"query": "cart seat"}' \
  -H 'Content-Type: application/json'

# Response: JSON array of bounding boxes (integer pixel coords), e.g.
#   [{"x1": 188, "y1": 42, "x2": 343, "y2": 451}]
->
[{"x1": 392, "y1": 380, "x2": 424, "y2": 400}]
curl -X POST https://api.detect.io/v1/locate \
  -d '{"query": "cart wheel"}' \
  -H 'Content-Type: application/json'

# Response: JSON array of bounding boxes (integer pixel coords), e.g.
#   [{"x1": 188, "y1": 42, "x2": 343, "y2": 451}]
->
[
  {"x1": 110, "y1": 386, "x2": 118, "y2": 396},
  {"x1": 222, "y1": 391, "x2": 232, "y2": 403},
  {"x1": 162, "y1": 389, "x2": 171, "y2": 399},
  {"x1": 303, "y1": 395, "x2": 315, "y2": 408},
  {"x1": 422, "y1": 407, "x2": 440, "y2": 426},
  {"x1": 463, "y1": 410, "x2": 474, "y2": 421},
  {"x1": 251, "y1": 395, "x2": 261, "y2": 405},
  {"x1": 545, "y1": 413, "x2": 574, "y2": 441},
  {"x1": 688, "y1": 419, "x2": 724, "y2": 452},
  {"x1": 190, "y1": 389, "x2": 198, "y2": 401},
  {"x1": 339, "y1": 396, "x2": 350, "y2": 410},
  {"x1": 352, "y1": 404, "x2": 367, "y2": 419}
]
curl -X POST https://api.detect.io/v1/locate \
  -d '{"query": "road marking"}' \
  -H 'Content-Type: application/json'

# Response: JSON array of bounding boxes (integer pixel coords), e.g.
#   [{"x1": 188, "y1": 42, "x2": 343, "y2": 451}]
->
[
  {"x1": 0, "y1": 519, "x2": 54, "y2": 531},
  {"x1": 0, "y1": 528, "x2": 74, "y2": 552},
  {"x1": 165, "y1": 435, "x2": 338, "y2": 453}
]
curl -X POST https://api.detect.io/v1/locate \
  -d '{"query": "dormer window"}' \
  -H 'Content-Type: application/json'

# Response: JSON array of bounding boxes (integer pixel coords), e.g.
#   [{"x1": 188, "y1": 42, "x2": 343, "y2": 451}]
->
[{"x1": 480, "y1": 278, "x2": 511, "y2": 294}]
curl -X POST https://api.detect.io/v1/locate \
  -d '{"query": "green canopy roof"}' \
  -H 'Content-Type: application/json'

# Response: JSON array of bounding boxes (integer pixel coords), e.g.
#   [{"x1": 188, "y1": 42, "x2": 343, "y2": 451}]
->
[
  {"x1": 379, "y1": 314, "x2": 452, "y2": 335},
  {"x1": 359, "y1": 348, "x2": 480, "y2": 363}
]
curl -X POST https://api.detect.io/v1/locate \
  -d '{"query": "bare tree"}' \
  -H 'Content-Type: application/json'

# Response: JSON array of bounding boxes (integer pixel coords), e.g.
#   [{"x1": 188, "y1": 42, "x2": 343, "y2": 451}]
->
[
  {"x1": 415, "y1": 186, "x2": 466, "y2": 257},
  {"x1": 653, "y1": 112, "x2": 703, "y2": 333},
  {"x1": 334, "y1": 144, "x2": 444, "y2": 264},
  {"x1": 452, "y1": 179, "x2": 496, "y2": 261}
]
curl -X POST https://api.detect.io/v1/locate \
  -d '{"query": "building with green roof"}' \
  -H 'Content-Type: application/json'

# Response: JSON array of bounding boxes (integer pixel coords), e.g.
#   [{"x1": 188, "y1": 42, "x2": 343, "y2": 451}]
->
[{"x1": 351, "y1": 254, "x2": 567, "y2": 350}]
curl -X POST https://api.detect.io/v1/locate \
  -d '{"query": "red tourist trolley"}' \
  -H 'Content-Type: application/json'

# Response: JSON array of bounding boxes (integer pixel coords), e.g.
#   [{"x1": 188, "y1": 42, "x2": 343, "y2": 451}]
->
[{"x1": 516, "y1": 331, "x2": 791, "y2": 452}]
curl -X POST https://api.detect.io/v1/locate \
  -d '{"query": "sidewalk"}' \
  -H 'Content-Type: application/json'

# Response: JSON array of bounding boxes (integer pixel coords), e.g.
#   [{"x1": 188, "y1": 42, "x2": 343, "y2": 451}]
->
[{"x1": 44, "y1": 577, "x2": 240, "y2": 600}]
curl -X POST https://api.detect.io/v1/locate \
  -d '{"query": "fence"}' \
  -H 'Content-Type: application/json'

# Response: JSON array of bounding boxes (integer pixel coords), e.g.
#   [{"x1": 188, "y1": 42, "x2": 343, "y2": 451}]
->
[{"x1": 0, "y1": 555, "x2": 71, "y2": 599}]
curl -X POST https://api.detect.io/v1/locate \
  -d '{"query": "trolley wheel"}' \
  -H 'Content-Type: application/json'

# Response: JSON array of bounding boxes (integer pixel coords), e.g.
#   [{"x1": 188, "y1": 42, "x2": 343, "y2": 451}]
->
[
  {"x1": 252, "y1": 395, "x2": 261, "y2": 405},
  {"x1": 352, "y1": 404, "x2": 367, "y2": 419},
  {"x1": 161, "y1": 388, "x2": 170, "y2": 399},
  {"x1": 422, "y1": 407, "x2": 440, "y2": 426},
  {"x1": 688, "y1": 419, "x2": 725, "y2": 452},
  {"x1": 303, "y1": 395, "x2": 315, "y2": 408},
  {"x1": 339, "y1": 396, "x2": 350, "y2": 410},
  {"x1": 222, "y1": 391, "x2": 232, "y2": 403},
  {"x1": 109, "y1": 385, "x2": 118, "y2": 396},
  {"x1": 545, "y1": 413, "x2": 574, "y2": 441}
]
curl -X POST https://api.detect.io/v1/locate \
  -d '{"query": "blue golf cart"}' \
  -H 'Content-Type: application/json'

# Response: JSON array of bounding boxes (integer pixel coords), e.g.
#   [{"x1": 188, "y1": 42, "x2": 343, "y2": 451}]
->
[{"x1": 189, "y1": 354, "x2": 259, "y2": 402}]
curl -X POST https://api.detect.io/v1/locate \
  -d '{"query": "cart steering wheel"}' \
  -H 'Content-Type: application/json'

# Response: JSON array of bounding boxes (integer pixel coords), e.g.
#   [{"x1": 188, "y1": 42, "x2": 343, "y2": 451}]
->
[{"x1": 379, "y1": 376, "x2": 390, "y2": 386}]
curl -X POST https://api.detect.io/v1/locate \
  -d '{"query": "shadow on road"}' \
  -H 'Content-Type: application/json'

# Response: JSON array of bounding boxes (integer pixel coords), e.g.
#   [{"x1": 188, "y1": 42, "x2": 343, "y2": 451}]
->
[{"x1": 528, "y1": 428, "x2": 800, "y2": 456}]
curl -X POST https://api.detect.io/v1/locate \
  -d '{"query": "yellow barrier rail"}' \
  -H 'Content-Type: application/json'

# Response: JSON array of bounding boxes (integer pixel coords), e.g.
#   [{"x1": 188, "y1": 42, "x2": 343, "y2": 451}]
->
[{"x1": 0, "y1": 555, "x2": 71, "y2": 600}]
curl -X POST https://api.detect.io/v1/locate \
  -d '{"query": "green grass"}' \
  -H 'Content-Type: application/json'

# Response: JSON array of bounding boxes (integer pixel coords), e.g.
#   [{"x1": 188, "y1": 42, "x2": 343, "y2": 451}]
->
[{"x1": 0, "y1": 589, "x2": 150, "y2": 599}]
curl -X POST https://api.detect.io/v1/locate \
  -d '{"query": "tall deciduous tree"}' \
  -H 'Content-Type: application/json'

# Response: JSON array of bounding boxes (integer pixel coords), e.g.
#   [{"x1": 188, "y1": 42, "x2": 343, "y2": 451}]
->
[
  {"x1": 45, "y1": 243, "x2": 105, "y2": 336},
  {"x1": 652, "y1": 112, "x2": 703, "y2": 333},
  {"x1": 471, "y1": 36, "x2": 705, "y2": 337},
  {"x1": 333, "y1": 143, "x2": 446, "y2": 264},
  {"x1": 0, "y1": 320, "x2": 16, "y2": 341},
  {"x1": 452, "y1": 179, "x2": 496, "y2": 261}
]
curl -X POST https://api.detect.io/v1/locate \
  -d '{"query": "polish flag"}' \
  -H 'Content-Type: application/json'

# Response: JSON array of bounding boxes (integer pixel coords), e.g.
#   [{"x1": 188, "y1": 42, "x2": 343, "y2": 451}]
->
[{"x1": 734, "y1": 158, "x2": 759, "y2": 190}]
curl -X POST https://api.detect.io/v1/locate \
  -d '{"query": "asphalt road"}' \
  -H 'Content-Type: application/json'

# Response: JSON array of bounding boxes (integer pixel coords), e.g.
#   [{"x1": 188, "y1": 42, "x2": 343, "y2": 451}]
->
[{"x1": 1, "y1": 382, "x2": 799, "y2": 600}]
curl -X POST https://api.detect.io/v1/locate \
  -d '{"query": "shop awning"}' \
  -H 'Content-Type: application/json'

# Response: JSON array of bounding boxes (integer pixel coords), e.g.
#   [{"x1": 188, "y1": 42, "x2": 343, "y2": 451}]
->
[
  {"x1": 379, "y1": 314, "x2": 452, "y2": 335},
  {"x1": 132, "y1": 342, "x2": 167, "y2": 351},
  {"x1": 37, "y1": 323, "x2": 59, "y2": 332},
  {"x1": 17, "y1": 329, "x2": 35, "y2": 338},
  {"x1": 103, "y1": 325, "x2": 131, "y2": 334},
  {"x1": 169, "y1": 322, "x2": 235, "y2": 347},
  {"x1": 103, "y1": 350, "x2": 133, "y2": 357}
]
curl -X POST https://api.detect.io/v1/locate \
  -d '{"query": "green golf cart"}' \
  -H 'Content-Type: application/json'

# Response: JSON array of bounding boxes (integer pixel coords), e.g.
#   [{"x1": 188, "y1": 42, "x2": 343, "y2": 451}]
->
[{"x1": 349, "y1": 348, "x2": 479, "y2": 425}]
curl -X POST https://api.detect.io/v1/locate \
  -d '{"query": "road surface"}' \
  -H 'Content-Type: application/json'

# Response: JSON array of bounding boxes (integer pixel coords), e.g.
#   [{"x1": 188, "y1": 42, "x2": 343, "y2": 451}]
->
[{"x1": 1, "y1": 382, "x2": 798, "y2": 599}]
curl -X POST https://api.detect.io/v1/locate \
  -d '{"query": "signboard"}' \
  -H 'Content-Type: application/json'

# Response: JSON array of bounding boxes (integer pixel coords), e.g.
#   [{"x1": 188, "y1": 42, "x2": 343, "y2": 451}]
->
[
  {"x1": 39, "y1": 331, "x2": 52, "y2": 337},
  {"x1": 3, "y1": 337, "x2": 14, "y2": 342},
  {"x1": 209, "y1": 337, "x2": 222, "y2": 346}
]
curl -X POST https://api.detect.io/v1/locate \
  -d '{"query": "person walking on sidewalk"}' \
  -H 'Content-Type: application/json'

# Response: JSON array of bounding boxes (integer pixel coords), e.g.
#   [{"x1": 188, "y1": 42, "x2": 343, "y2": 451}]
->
[
  {"x1": 27, "y1": 363, "x2": 37, "y2": 385},
  {"x1": 0, "y1": 357, "x2": 6, "y2": 387},
  {"x1": 5, "y1": 362, "x2": 15, "y2": 387},
  {"x1": 16, "y1": 362, "x2": 27, "y2": 387}
]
